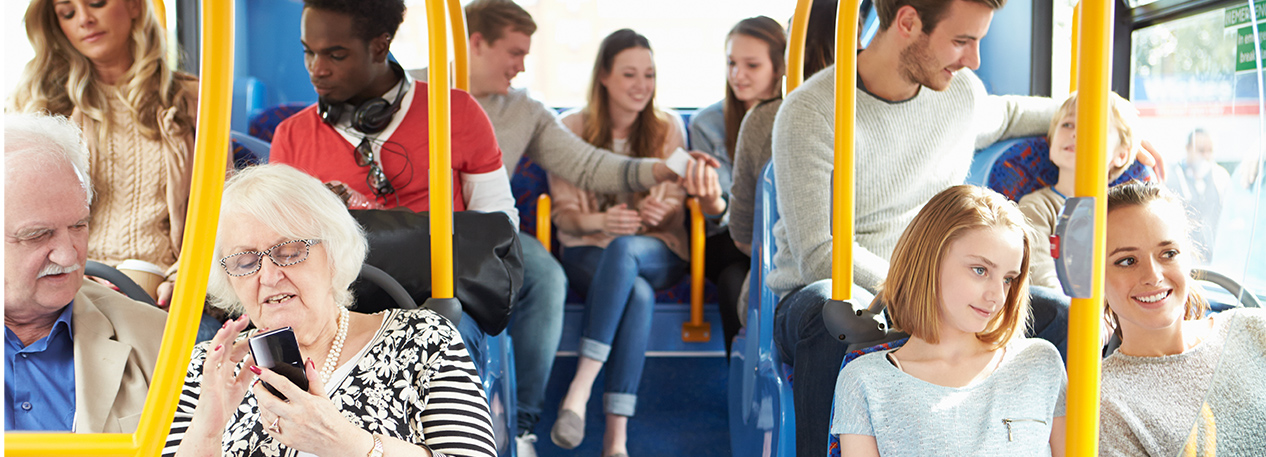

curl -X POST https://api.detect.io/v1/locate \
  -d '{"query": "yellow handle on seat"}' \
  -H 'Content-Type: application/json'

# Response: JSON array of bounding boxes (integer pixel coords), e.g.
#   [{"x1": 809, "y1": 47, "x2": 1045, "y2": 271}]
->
[
  {"x1": 537, "y1": 194, "x2": 552, "y2": 251},
  {"x1": 682, "y1": 198, "x2": 711, "y2": 342}
]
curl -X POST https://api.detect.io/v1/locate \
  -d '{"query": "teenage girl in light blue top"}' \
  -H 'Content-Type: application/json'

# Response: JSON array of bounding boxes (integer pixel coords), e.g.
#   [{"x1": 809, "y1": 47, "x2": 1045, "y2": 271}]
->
[{"x1": 832, "y1": 185, "x2": 1067, "y2": 457}]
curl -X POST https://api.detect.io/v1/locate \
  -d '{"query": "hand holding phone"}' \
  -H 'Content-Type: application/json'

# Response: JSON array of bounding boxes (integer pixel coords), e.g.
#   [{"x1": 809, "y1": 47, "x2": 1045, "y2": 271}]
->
[{"x1": 248, "y1": 327, "x2": 309, "y2": 400}]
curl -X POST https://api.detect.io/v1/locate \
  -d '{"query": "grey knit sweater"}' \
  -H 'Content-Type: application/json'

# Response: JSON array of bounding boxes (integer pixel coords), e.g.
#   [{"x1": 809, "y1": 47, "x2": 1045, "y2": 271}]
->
[
  {"x1": 1100, "y1": 308, "x2": 1266, "y2": 456},
  {"x1": 767, "y1": 65, "x2": 1057, "y2": 297},
  {"x1": 729, "y1": 98, "x2": 782, "y2": 247},
  {"x1": 475, "y1": 87, "x2": 659, "y2": 193}
]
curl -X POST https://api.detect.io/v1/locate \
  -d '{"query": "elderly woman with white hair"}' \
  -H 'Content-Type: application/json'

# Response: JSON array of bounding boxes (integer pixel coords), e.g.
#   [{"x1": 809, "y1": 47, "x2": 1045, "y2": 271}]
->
[{"x1": 162, "y1": 164, "x2": 495, "y2": 457}]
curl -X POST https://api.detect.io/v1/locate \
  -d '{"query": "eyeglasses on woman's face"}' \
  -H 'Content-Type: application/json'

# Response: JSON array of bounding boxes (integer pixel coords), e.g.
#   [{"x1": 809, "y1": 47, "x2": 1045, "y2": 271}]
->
[{"x1": 220, "y1": 239, "x2": 322, "y2": 277}]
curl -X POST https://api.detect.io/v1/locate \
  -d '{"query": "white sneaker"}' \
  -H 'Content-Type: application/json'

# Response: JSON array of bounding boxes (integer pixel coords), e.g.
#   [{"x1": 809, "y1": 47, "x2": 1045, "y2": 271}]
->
[{"x1": 516, "y1": 433, "x2": 539, "y2": 457}]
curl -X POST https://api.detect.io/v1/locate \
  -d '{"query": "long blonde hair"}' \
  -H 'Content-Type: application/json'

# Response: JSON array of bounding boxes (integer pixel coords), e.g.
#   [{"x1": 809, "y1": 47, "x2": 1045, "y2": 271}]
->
[
  {"x1": 11, "y1": 0, "x2": 196, "y2": 146},
  {"x1": 880, "y1": 185, "x2": 1033, "y2": 349}
]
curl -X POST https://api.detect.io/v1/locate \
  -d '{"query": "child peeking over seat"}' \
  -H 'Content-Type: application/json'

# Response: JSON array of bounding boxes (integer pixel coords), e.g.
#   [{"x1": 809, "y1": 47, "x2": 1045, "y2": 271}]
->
[{"x1": 1019, "y1": 92, "x2": 1140, "y2": 289}]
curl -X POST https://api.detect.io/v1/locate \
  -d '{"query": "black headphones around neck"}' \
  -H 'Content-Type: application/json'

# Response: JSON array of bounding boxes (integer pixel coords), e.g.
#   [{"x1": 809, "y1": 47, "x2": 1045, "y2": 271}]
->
[{"x1": 318, "y1": 60, "x2": 409, "y2": 134}]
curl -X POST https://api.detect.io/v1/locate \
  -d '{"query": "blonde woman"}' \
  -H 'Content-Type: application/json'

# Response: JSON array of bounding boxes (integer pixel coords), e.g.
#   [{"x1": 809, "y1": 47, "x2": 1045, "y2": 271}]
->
[{"x1": 12, "y1": 0, "x2": 198, "y2": 309}]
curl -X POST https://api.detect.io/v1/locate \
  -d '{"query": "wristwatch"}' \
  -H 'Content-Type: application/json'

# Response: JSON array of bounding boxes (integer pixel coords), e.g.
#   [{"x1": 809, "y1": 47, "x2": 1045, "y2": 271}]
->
[{"x1": 366, "y1": 434, "x2": 384, "y2": 457}]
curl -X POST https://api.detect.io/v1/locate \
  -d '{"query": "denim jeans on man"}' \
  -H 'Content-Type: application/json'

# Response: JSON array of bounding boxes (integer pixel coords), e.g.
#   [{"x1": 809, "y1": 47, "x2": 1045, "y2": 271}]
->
[
  {"x1": 510, "y1": 232, "x2": 568, "y2": 433},
  {"x1": 560, "y1": 235, "x2": 686, "y2": 417},
  {"x1": 774, "y1": 280, "x2": 1069, "y2": 456},
  {"x1": 450, "y1": 231, "x2": 568, "y2": 437}
]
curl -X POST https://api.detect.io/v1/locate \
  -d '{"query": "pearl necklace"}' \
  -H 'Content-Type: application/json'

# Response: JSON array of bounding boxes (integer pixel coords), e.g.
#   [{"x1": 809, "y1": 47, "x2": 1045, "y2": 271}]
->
[{"x1": 320, "y1": 306, "x2": 349, "y2": 384}]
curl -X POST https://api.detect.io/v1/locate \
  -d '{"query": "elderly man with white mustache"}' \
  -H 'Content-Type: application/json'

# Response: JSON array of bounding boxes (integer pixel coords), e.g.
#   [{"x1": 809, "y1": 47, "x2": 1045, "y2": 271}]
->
[{"x1": 4, "y1": 112, "x2": 167, "y2": 433}]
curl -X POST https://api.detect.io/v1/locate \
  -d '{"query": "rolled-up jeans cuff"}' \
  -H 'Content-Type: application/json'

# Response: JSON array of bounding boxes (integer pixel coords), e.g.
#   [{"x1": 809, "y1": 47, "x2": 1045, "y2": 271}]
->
[
  {"x1": 579, "y1": 337, "x2": 611, "y2": 362},
  {"x1": 604, "y1": 392, "x2": 637, "y2": 417}
]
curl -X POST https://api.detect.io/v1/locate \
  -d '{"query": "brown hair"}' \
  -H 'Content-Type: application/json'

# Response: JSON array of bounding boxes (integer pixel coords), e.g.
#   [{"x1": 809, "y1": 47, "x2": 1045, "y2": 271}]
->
[
  {"x1": 1104, "y1": 181, "x2": 1209, "y2": 338},
  {"x1": 802, "y1": 0, "x2": 839, "y2": 79},
  {"x1": 874, "y1": 0, "x2": 1006, "y2": 33},
  {"x1": 12, "y1": 0, "x2": 196, "y2": 146},
  {"x1": 1047, "y1": 91, "x2": 1141, "y2": 181},
  {"x1": 879, "y1": 185, "x2": 1033, "y2": 349},
  {"x1": 723, "y1": 16, "x2": 786, "y2": 160},
  {"x1": 581, "y1": 29, "x2": 667, "y2": 162},
  {"x1": 465, "y1": 0, "x2": 537, "y2": 43}
]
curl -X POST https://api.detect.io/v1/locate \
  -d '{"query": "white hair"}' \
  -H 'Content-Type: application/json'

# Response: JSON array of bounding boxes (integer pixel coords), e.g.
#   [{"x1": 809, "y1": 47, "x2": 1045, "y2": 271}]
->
[
  {"x1": 4, "y1": 112, "x2": 93, "y2": 202},
  {"x1": 207, "y1": 164, "x2": 369, "y2": 313}
]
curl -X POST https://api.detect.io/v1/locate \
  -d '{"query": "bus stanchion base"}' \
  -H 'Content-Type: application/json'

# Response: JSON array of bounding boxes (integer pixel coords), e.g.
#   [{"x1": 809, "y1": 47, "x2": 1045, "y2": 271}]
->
[
  {"x1": 422, "y1": 297, "x2": 463, "y2": 326},
  {"x1": 682, "y1": 321, "x2": 711, "y2": 342}
]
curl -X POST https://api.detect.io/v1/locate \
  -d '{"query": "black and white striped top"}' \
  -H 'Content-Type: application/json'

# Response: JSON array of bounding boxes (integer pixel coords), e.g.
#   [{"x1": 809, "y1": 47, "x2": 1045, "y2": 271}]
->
[{"x1": 163, "y1": 308, "x2": 496, "y2": 457}]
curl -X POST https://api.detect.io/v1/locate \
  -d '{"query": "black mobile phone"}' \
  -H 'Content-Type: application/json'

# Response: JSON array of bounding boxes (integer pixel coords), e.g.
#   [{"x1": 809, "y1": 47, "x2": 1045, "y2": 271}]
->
[{"x1": 248, "y1": 327, "x2": 309, "y2": 400}]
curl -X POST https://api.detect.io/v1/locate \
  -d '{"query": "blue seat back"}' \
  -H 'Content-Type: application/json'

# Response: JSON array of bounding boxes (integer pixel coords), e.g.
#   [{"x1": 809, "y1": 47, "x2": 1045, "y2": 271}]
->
[
  {"x1": 247, "y1": 102, "x2": 309, "y2": 143},
  {"x1": 729, "y1": 161, "x2": 795, "y2": 457},
  {"x1": 230, "y1": 131, "x2": 270, "y2": 168},
  {"x1": 969, "y1": 136, "x2": 1157, "y2": 201},
  {"x1": 824, "y1": 338, "x2": 909, "y2": 456}
]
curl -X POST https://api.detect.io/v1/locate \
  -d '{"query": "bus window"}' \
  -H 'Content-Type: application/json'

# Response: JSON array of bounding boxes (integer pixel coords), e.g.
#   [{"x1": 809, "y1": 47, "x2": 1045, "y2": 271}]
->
[{"x1": 1129, "y1": 3, "x2": 1266, "y2": 297}]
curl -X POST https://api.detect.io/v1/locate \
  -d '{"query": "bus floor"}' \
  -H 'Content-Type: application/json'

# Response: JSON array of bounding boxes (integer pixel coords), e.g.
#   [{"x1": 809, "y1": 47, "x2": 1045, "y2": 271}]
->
[{"x1": 532, "y1": 354, "x2": 732, "y2": 457}]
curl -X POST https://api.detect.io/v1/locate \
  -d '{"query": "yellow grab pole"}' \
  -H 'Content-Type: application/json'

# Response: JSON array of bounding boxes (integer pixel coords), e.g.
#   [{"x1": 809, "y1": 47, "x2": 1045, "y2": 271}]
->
[
  {"x1": 426, "y1": 0, "x2": 455, "y2": 299},
  {"x1": 136, "y1": 0, "x2": 234, "y2": 453},
  {"x1": 447, "y1": 0, "x2": 469, "y2": 91},
  {"x1": 4, "y1": 1, "x2": 233, "y2": 456},
  {"x1": 1069, "y1": 3, "x2": 1081, "y2": 93},
  {"x1": 3, "y1": 434, "x2": 135, "y2": 457},
  {"x1": 831, "y1": 1, "x2": 860, "y2": 301},
  {"x1": 787, "y1": 0, "x2": 813, "y2": 93},
  {"x1": 1067, "y1": 0, "x2": 1109, "y2": 455},
  {"x1": 152, "y1": 0, "x2": 166, "y2": 31}
]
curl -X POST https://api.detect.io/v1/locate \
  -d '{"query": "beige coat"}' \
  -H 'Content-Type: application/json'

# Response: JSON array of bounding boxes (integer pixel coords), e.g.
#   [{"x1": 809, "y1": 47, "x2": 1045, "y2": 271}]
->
[{"x1": 71, "y1": 279, "x2": 168, "y2": 433}]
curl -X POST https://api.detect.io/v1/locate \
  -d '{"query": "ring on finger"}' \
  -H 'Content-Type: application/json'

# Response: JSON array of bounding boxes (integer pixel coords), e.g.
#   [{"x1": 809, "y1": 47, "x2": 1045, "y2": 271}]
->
[{"x1": 267, "y1": 417, "x2": 281, "y2": 434}]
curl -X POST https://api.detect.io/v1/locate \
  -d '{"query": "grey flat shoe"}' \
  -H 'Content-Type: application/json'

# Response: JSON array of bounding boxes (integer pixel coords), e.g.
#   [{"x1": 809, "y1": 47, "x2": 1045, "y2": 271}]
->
[
  {"x1": 605, "y1": 453, "x2": 629, "y2": 457},
  {"x1": 550, "y1": 409, "x2": 585, "y2": 449}
]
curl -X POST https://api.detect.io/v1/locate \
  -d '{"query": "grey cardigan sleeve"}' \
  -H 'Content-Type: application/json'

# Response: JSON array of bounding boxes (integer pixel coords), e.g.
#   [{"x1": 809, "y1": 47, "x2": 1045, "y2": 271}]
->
[
  {"x1": 729, "y1": 99, "x2": 781, "y2": 247},
  {"x1": 524, "y1": 99, "x2": 659, "y2": 193}
]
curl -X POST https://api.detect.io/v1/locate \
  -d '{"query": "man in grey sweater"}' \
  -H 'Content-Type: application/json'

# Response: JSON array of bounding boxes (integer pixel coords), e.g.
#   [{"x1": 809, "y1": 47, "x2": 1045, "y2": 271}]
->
[
  {"x1": 460, "y1": 2, "x2": 703, "y2": 455},
  {"x1": 769, "y1": 0, "x2": 1065, "y2": 453}
]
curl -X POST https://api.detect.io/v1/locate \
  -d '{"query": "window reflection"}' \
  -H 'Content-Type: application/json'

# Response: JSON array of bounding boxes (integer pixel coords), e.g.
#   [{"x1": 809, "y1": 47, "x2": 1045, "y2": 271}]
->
[{"x1": 1131, "y1": 6, "x2": 1266, "y2": 294}]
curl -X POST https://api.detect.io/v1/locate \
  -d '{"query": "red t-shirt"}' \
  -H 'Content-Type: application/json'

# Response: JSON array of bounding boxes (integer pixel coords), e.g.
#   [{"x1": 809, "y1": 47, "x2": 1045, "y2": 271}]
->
[{"x1": 270, "y1": 82, "x2": 503, "y2": 212}]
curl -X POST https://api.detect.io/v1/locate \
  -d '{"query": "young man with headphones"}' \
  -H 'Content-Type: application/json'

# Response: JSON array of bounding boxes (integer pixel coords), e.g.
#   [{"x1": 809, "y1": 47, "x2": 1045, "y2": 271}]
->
[{"x1": 272, "y1": 0, "x2": 517, "y2": 223}]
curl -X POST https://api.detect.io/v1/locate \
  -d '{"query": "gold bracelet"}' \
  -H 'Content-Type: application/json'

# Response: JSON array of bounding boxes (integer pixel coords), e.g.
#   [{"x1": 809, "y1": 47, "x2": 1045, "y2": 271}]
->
[{"x1": 366, "y1": 433, "x2": 384, "y2": 457}]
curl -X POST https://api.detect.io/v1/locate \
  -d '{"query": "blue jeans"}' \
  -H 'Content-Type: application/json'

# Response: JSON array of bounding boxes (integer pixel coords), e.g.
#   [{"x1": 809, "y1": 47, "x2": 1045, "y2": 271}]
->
[
  {"x1": 773, "y1": 279, "x2": 1069, "y2": 456},
  {"x1": 560, "y1": 236, "x2": 687, "y2": 417},
  {"x1": 509, "y1": 232, "x2": 567, "y2": 433}
]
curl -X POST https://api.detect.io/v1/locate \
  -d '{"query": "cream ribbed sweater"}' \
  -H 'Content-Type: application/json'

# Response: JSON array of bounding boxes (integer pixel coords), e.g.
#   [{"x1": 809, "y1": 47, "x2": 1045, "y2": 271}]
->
[
  {"x1": 767, "y1": 66, "x2": 1057, "y2": 297},
  {"x1": 74, "y1": 81, "x2": 197, "y2": 273}
]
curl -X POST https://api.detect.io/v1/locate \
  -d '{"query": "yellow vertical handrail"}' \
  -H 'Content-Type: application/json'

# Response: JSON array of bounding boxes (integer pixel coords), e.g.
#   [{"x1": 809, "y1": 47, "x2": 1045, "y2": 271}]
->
[
  {"x1": 1067, "y1": 0, "x2": 1109, "y2": 455},
  {"x1": 1070, "y1": 3, "x2": 1081, "y2": 93},
  {"x1": 447, "y1": 0, "x2": 469, "y2": 91},
  {"x1": 426, "y1": 0, "x2": 455, "y2": 300},
  {"x1": 152, "y1": 0, "x2": 166, "y2": 31},
  {"x1": 3, "y1": 1, "x2": 233, "y2": 456},
  {"x1": 787, "y1": 0, "x2": 814, "y2": 93},
  {"x1": 831, "y1": 1, "x2": 860, "y2": 301}
]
